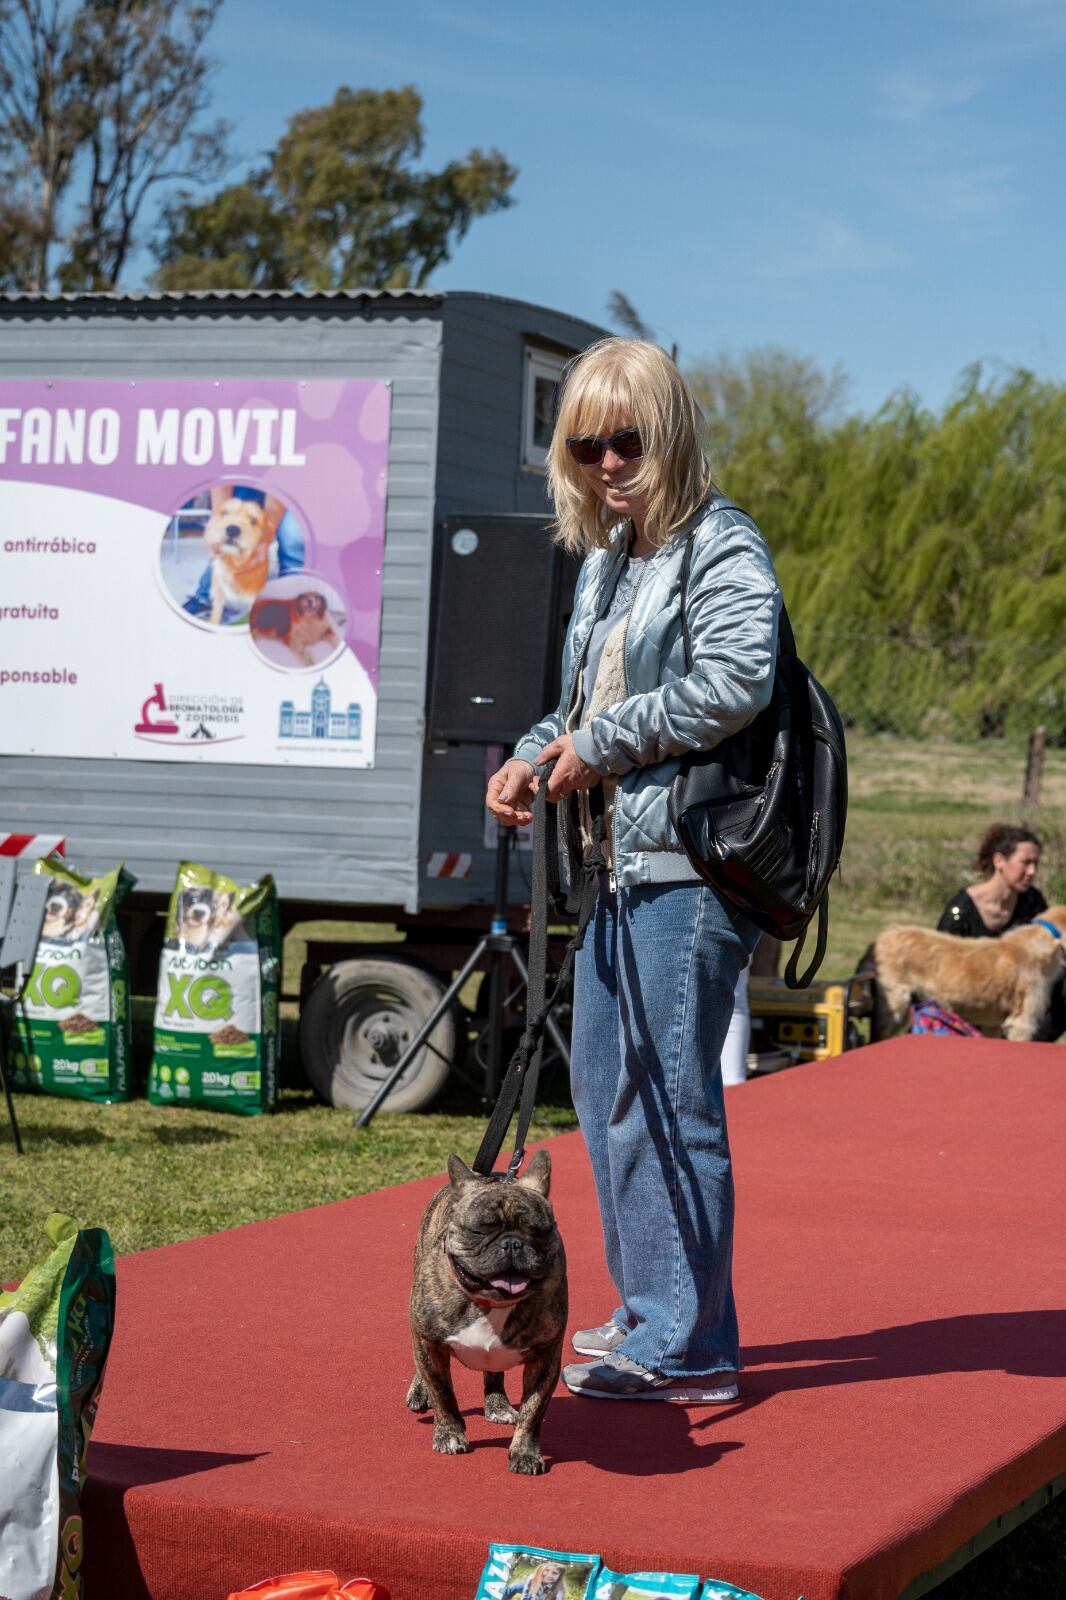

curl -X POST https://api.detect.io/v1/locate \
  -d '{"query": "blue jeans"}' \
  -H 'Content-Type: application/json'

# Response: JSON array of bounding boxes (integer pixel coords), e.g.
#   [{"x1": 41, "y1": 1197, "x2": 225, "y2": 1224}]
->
[{"x1": 570, "y1": 878, "x2": 759, "y2": 1376}]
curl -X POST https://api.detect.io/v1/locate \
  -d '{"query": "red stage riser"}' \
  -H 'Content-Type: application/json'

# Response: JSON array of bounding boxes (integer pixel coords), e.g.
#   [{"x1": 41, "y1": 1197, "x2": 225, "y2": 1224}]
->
[{"x1": 83, "y1": 1040, "x2": 1066, "y2": 1600}]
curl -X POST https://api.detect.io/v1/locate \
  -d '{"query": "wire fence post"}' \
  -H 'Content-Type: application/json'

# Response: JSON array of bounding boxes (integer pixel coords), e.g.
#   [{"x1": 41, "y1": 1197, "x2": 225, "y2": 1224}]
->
[{"x1": 1022, "y1": 725, "x2": 1046, "y2": 812}]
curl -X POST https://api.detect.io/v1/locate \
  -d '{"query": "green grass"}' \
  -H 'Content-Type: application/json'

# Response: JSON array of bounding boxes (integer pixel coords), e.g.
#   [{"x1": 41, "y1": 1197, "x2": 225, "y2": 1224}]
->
[
  {"x1": 0, "y1": 1009, "x2": 578, "y2": 1276},
  {"x1": 3, "y1": 732, "x2": 1065, "y2": 1598},
  {"x1": 820, "y1": 730, "x2": 1066, "y2": 975}
]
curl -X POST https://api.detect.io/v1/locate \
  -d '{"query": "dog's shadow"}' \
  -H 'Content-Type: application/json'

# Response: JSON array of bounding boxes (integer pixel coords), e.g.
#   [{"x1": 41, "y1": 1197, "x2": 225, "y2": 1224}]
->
[{"x1": 414, "y1": 1397, "x2": 744, "y2": 1476}]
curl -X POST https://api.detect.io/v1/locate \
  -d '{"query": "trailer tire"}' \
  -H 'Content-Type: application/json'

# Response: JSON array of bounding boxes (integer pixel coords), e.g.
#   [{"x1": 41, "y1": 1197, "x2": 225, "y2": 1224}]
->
[{"x1": 299, "y1": 957, "x2": 455, "y2": 1113}]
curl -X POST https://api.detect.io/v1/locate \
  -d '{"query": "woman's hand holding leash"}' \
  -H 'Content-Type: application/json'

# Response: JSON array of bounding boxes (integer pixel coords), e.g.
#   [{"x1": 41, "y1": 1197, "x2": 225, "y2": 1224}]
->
[{"x1": 538, "y1": 735, "x2": 600, "y2": 800}]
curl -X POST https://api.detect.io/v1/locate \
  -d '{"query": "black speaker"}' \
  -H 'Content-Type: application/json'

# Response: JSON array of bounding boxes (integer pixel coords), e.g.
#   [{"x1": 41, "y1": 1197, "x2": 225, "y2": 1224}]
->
[{"x1": 427, "y1": 514, "x2": 580, "y2": 743}]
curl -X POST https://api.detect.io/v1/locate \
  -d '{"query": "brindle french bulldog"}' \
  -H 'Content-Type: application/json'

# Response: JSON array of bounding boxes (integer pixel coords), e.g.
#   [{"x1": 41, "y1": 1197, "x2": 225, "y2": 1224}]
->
[{"x1": 406, "y1": 1149, "x2": 567, "y2": 1474}]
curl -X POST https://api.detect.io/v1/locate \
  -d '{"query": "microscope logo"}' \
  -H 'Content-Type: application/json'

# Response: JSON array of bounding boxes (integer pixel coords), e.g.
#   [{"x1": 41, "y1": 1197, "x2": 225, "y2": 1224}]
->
[{"x1": 133, "y1": 681, "x2": 245, "y2": 747}]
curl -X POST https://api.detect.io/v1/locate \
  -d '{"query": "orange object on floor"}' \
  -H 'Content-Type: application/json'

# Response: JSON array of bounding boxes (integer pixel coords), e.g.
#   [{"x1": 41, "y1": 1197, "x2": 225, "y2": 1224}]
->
[{"x1": 228, "y1": 1575, "x2": 390, "y2": 1600}]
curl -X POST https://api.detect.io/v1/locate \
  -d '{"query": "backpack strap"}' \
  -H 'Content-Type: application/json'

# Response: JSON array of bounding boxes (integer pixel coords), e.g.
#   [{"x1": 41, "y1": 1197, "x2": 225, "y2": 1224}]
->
[{"x1": 783, "y1": 896, "x2": 829, "y2": 989}]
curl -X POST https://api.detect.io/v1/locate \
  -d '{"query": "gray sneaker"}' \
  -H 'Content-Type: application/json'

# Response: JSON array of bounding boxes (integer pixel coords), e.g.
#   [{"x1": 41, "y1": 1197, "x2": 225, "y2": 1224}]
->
[
  {"x1": 562, "y1": 1351, "x2": 739, "y2": 1404},
  {"x1": 571, "y1": 1320, "x2": 629, "y2": 1358}
]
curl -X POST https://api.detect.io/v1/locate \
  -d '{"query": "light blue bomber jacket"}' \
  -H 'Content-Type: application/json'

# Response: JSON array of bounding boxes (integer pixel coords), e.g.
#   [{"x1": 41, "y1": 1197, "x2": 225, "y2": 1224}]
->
[{"x1": 512, "y1": 496, "x2": 782, "y2": 889}]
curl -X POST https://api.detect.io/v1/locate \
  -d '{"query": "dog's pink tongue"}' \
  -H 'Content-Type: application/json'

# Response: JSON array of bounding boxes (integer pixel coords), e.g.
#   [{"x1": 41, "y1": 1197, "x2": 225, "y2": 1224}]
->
[{"x1": 490, "y1": 1276, "x2": 528, "y2": 1294}]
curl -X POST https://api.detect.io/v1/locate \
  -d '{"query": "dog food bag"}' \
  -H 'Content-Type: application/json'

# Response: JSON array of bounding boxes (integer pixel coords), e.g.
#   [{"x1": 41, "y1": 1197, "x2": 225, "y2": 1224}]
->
[
  {"x1": 698, "y1": 1582, "x2": 766, "y2": 1600},
  {"x1": 594, "y1": 1571, "x2": 701, "y2": 1600},
  {"x1": 0, "y1": 1213, "x2": 116, "y2": 1600},
  {"x1": 150, "y1": 862, "x2": 280, "y2": 1115},
  {"x1": 12, "y1": 855, "x2": 134, "y2": 1102},
  {"x1": 474, "y1": 1544, "x2": 601, "y2": 1600}
]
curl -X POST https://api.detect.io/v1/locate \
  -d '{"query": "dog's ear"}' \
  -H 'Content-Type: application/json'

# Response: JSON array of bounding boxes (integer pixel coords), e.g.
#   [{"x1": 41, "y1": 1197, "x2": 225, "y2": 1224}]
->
[
  {"x1": 447, "y1": 1153, "x2": 475, "y2": 1187},
  {"x1": 517, "y1": 1148, "x2": 551, "y2": 1196}
]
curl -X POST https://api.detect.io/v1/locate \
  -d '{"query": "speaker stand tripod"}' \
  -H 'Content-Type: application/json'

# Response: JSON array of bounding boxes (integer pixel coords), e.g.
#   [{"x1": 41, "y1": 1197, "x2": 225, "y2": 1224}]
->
[{"x1": 355, "y1": 828, "x2": 571, "y2": 1130}]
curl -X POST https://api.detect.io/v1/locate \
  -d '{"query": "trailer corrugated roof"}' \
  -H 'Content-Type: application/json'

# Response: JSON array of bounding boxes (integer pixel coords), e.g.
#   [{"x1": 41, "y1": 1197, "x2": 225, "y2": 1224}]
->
[{"x1": 0, "y1": 287, "x2": 444, "y2": 315}]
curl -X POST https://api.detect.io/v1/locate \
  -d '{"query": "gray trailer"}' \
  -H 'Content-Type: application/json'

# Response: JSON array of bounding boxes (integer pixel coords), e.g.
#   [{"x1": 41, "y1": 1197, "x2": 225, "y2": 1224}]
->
[{"x1": 0, "y1": 288, "x2": 606, "y2": 1108}]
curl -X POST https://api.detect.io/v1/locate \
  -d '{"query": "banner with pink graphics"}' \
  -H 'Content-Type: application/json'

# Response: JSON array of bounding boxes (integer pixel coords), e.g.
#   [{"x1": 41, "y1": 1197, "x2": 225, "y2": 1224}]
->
[{"x1": 0, "y1": 378, "x2": 391, "y2": 767}]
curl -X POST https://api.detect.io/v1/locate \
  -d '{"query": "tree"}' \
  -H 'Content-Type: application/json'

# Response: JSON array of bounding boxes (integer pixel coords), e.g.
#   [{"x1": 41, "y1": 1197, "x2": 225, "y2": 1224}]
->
[
  {"x1": 0, "y1": 0, "x2": 228, "y2": 291},
  {"x1": 0, "y1": 0, "x2": 88, "y2": 290},
  {"x1": 153, "y1": 85, "x2": 517, "y2": 292}
]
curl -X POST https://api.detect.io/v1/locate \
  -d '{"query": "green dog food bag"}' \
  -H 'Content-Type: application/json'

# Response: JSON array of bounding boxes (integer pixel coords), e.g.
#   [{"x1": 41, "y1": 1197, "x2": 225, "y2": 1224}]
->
[
  {"x1": 12, "y1": 855, "x2": 134, "y2": 1102},
  {"x1": 0, "y1": 1213, "x2": 116, "y2": 1600},
  {"x1": 150, "y1": 862, "x2": 280, "y2": 1115},
  {"x1": 594, "y1": 1571, "x2": 702, "y2": 1600},
  {"x1": 474, "y1": 1544, "x2": 601, "y2": 1600}
]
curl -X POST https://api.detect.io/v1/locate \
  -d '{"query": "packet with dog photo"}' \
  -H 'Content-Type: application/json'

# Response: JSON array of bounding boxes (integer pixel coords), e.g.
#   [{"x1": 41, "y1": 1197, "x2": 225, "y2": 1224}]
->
[
  {"x1": 474, "y1": 1544, "x2": 600, "y2": 1600},
  {"x1": 593, "y1": 1569, "x2": 701, "y2": 1600},
  {"x1": 12, "y1": 854, "x2": 135, "y2": 1101},
  {"x1": 150, "y1": 861, "x2": 280, "y2": 1115}
]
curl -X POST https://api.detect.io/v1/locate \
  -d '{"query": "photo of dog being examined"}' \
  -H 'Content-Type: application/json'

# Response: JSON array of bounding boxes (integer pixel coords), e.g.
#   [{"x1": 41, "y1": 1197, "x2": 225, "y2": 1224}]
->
[
  {"x1": 249, "y1": 575, "x2": 346, "y2": 671},
  {"x1": 407, "y1": 1150, "x2": 567, "y2": 1475},
  {"x1": 175, "y1": 886, "x2": 245, "y2": 955},
  {"x1": 862, "y1": 906, "x2": 1066, "y2": 1040},
  {"x1": 250, "y1": 589, "x2": 340, "y2": 668}
]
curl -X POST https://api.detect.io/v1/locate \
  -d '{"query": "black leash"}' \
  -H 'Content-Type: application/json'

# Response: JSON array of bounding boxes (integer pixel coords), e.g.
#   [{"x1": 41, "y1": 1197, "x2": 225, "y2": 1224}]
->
[{"x1": 472, "y1": 769, "x2": 606, "y2": 1180}]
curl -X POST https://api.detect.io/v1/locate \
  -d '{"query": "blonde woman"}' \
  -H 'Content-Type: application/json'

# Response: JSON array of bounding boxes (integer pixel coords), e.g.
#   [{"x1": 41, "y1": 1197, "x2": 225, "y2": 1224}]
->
[{"x1": 486, "y1": 338, "x2": 781, "y2": 1402}]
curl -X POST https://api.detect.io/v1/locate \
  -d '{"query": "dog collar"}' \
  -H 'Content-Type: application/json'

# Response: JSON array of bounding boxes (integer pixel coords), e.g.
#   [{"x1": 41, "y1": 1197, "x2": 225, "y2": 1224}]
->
[{"x1": 1032, "y1": 918, "x2": 1062, "y2": 940}]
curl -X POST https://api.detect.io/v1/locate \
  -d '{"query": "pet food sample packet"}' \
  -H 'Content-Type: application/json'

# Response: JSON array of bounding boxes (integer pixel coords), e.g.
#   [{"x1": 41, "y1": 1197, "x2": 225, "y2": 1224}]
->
[
  {"x1": 698, "y1": 1582, "x2": 766, "y2": 1600},
  {"x1": 150, "y1": 861, "x2": 280, "y2": 1115},
  {"x1": 12, "y1": 855, "x2": 135, "y2": 1101},
  {"x1": 474, "y1": 1544, "x2": 601, "y2": 1600},
  {"x1": 594, "y1": 1571, "x2": 701, "y2": 1600},
  {"x1": 0, "y1": 1213, "x2": 116, "y2": 1600}
]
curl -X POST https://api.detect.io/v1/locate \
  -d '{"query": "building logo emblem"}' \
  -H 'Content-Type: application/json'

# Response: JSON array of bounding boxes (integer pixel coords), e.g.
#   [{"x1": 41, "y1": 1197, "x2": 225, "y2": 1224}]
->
[{"x1": 279, "y1": 677, "x2": 361, "y2": 742}]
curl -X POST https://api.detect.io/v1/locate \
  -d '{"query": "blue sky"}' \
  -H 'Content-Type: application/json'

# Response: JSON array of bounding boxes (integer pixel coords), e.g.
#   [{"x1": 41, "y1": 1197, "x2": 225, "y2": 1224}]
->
[{"x1": 197, "y1": 0, "x2": 1066, "y2": 416}]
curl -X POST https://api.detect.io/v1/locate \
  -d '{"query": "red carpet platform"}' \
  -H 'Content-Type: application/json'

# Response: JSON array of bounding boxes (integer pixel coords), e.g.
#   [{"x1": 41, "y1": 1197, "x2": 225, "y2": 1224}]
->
[{"x1": 84, "y1": 1038, "x2": 1066, "y2": 1600}]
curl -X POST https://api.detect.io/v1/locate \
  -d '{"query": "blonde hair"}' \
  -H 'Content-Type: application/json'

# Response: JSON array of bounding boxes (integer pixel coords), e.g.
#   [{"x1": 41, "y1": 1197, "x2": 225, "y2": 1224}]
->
[{"x1": 548, "y1": 337, "x2": 715, "y2": 554}]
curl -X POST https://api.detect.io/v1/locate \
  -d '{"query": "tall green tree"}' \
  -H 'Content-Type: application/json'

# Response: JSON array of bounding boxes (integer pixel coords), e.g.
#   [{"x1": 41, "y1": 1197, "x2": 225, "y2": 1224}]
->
[
  {"x1": 688, "y1": 352, "x2": 1066, "y2": 741},
  {"x1": 152, "y1": 85, "x2": 517, "y2": 291},
  {"x1": 0, "y1": 0, "x2": 228, "y2": 291}
]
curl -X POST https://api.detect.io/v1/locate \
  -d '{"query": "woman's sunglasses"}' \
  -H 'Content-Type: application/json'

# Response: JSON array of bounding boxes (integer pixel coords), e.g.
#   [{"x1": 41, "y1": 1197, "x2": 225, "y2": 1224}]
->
[{"x1": 565, "y1": 428, "x2": 644, "y2": 466}]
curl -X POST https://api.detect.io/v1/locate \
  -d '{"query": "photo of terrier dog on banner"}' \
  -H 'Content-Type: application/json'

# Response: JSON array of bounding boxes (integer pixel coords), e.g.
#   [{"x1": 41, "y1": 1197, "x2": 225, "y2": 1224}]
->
[
  {"x1": 203, "y1": 496, "x2": 276, "y2": 625},
  {"x1": 407, "y1": 1150, "x2": 567, "y2": 1474},
  {"x1": 161, "y1": 485, "x2": 308, "y2": 627}
]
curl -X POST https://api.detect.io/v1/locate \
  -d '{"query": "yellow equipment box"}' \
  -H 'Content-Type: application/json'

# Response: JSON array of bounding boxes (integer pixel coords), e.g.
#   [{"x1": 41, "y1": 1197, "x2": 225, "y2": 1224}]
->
[{"x1": 748, "y1": 978, "x2": 851, "y2": 1062}]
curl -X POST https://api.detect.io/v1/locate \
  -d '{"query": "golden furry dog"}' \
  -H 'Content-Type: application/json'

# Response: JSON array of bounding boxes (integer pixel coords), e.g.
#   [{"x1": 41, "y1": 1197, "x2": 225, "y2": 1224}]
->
[
  {"x1": 863, "y1": 906, "x2": 1066, "y2": 1040},
  {"x1": 203, "y1": 497, "x2": 275, "y2": 624}
]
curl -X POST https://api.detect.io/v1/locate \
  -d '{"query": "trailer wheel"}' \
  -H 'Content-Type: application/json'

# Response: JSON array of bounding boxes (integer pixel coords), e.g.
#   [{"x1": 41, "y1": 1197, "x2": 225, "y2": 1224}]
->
[{"x1": 299, "y1": 957, "x2": 455, "y2": 1113}]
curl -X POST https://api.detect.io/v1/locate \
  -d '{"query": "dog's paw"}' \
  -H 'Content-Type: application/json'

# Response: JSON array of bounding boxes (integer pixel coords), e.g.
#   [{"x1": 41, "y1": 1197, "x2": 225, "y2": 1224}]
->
[
  {"x1": 484, "y1": 1393, "x2": 519, "y2": 1425},
  {"x1": 405, "y1": 1375, "x2": 430, "y2": 1413},
  {"x1": 432, "y1": 1428, "x2": 471, "y2": 1456},
  {"x1": 508, "y1": 1445, "x2": 547, "y2": 1475}
]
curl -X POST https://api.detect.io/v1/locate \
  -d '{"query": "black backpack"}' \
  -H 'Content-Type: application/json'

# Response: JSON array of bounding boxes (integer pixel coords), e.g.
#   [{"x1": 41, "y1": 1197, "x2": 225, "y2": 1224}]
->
[{"x1": 668, "y1": 521, "x2": 847, "y2": 989}]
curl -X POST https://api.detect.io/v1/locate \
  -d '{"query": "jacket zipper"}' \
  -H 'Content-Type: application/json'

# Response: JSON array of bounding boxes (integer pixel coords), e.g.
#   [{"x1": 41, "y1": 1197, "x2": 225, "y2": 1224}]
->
[
  {"x1": 565, "y1": 545, "x2": 627, "y2": 895},
  {"x1": 611, "y1": 547, "x2": 655, "y2": 890}
]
